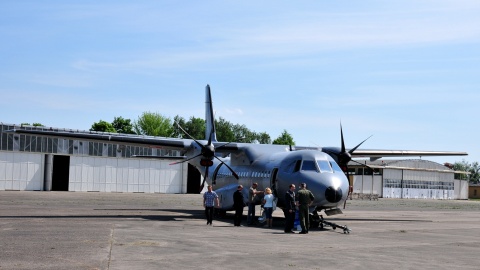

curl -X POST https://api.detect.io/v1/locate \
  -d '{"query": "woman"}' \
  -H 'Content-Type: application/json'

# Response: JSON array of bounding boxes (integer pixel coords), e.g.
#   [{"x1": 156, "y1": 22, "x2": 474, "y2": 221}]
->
[{"x1": 262, "y1": 187, "x2": 275, "y2": 228}]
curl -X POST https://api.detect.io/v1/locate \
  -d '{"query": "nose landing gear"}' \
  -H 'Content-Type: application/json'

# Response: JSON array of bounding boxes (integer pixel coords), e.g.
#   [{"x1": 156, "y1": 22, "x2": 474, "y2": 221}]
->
[
  {"x1": 309, "y1": 210, "x2": 351, "y2": 234},
  {"x1": 319, "y1": 214, "x2": 351, "y2": 234}
]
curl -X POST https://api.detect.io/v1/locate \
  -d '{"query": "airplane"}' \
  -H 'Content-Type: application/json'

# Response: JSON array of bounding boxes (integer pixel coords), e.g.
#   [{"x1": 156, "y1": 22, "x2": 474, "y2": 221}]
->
[{"x1": 9, "y1": 85, "x2": 468, "y2": 233}]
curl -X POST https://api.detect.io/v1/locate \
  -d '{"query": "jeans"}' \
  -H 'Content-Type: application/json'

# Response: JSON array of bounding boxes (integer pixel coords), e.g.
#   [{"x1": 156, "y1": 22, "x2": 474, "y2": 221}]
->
[
  {"x1": 247, "y1": 203, "x2": 255, "y2": 224},
  {"x1": 284, "y1": 209, "x2": 295, "y2": 232},
  {"x1": 205, "y1": 206, "x2": 214, "y2": 224},
  {"x1": 234, "y1": 207, "x2": 243, "y2": 226}
]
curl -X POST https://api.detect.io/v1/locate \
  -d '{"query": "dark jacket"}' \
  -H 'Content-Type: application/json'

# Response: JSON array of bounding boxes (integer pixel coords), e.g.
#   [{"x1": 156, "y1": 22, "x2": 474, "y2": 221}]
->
[
  {"x1": 233, "y1": 190, "x2": 244, "y2": 209},
  {"x1": 285, "y1": 190, "x2": 296, "y2": 211}
]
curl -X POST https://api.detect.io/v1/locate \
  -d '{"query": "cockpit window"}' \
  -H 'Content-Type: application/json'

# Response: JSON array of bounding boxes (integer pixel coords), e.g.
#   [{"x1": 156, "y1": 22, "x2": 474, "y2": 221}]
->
[
  {"x1": 317, "y1": 160, "x2": 333, "y2": 173},
  {"x1": 301, "y1": 160, "x2": 317, "y2": 171},
  {"x1": 293, "y1": 160, "x2": 302, "y2": 172},
  {"x1": 329, "y1": 161, "x2": 344, "y2": 173}
]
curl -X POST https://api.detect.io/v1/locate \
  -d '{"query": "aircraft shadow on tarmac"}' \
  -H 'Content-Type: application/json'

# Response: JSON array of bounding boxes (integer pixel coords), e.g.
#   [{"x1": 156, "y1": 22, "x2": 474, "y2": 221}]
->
[{"x1": 0, "y1": 208, "x2": 432, "y2": 228}]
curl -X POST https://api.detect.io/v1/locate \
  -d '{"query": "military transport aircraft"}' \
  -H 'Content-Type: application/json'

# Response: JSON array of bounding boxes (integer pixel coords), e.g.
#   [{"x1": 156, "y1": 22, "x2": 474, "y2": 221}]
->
[{"x1": 10, "y1": 85, "x2": 467, "y2": 233}]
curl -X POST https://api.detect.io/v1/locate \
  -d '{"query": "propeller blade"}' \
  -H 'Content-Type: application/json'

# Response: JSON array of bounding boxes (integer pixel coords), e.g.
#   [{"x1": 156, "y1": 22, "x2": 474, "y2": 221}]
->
[
  {"x1": 175, "y1": 122, "x2": 206, "y2": 150},
  {"x1": 213, "y1": 155, "x2": 239, "y2": 179},
  {"x1": 169, "y1": 153, "x2": 203, "y2": 165},
  {"x1": 199, "y1": 167, "x2": 209, "y2": 192},
  {"x1": 348, "y1": 135, "x2": 373, "y2": 154},
  {"x1": 215, "y1": 141, "x2": 232, "y2": 149},
  {"x1": 350, "y1": 159, "x2": 374, "y2": 170},
  {"x1": 340, "y1": 123, "x2": 346, "y2": 153}
]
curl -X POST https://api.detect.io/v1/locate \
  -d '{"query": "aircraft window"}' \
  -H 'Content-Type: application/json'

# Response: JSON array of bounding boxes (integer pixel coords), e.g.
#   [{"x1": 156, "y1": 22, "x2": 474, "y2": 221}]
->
[
  {"x1": 329, "y1": 161, "x2": 344, "y2": 173},
  {"x1": 301, "y1": 160, "x2": 317, "y2": 171},
  {"x1": 284, "y1": 161, "x2": 295, "y2": 173},
  {"x1": 293, "y1": 160, "x2": 302, "y2": 172},
  {"x1": 317, "y1": 160, "x2": 333, "y2": 173}
]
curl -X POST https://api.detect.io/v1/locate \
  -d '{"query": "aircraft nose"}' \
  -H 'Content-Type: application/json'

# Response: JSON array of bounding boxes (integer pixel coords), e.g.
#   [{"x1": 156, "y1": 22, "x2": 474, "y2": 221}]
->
[{"x1": 325, "y1": 186, "x2": 343, "y2": 203}]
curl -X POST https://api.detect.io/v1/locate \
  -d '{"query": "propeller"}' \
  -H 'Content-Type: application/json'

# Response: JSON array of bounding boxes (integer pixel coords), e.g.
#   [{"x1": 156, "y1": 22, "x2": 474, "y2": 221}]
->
[
  {"x1": 323, "y1": 123, "x2": 372, "y2": 173},
  {"x1": 171, "y1": 122, "x2": 239, "y2": 192},
  {"x1": 322, "y1": 124, "x2": 373, "y2": 208}
]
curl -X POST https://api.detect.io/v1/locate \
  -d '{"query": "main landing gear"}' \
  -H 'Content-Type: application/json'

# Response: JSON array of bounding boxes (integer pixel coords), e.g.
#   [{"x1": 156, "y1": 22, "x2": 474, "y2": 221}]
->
[{"x1": 309, "y1": 209, "x2": 351, "y2": 234}]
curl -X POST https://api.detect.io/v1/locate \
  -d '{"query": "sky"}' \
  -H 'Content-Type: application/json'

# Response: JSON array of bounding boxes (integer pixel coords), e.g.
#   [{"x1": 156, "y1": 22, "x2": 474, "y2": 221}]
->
[{"x1": 1, "y1": 0, "x2": 479, "y2": 165}]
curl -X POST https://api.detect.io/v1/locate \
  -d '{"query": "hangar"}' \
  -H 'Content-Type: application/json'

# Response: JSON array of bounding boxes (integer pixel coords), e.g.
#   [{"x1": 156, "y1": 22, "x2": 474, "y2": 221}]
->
[
  {"x1": 348, "y1": 159, "x2": 469, "y2": 200},
  {"x1": 0, "y1": 123, "x2": 201, "y2": 193},
  {"x1": 0, "y1": 123, "x2": 469, "y2": 199}
]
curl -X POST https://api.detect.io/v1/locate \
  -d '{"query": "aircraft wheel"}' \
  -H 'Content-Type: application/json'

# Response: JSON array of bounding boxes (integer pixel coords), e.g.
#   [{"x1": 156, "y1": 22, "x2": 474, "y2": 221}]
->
[{"x1": 309, "y1": 213, "x2": 320, "y2": 228}]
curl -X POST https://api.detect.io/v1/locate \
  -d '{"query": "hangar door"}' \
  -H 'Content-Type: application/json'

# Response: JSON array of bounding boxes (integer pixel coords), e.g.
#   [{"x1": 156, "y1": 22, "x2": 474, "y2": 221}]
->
[
  {"x1": 187, "y1": 164, "x2": 201, "y2": 194},
  {"x1": 52, "y1": 155, "x2": 70, "y2": 191}
]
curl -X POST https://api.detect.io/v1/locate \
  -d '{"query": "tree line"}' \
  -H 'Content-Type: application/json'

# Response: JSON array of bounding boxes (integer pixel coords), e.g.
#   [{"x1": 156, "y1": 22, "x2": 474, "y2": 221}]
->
[{"x1": 88, "y1": 112, "x2": 295, "y2": 145}]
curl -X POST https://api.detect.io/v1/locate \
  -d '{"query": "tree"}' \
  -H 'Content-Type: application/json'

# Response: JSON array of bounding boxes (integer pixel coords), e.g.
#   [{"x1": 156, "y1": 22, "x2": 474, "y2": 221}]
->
[
  {"x1": 232, "y1": 124, "x2": 255, "y2": 142},
  {"x1": 469, "y1": 162, "x2": 480, "y2": 183},
  {"x1": 215, "y1": 117, "x2": 235, "y2": 142},
  {"x1": 255, "y1": 131, "x2": 272, "y2": 144},
  {"x1": 453, "y1": 160, "x2": 480, "y2": 183},
  {"x1": 272, "y1": 129, "x2": 295, "y2": 145},
  {"x1": 90, "y1": 120, "x2": 116, "y2": 133},
  {"x1": 112, "y1": 117, "x2": 135, "y2": 134},
  {"x1": 453, "y1": 160, "x2": 469, "y2": 180},
  {"x1": 134, "y1": 112, "x2": 173, "y2": 137},
  {"x1": 171, "y1": 116, "x2": 205, "y2": 139},
  {"x1": 185, "y1": 116, "x2": 206, "y2": 139},
  {"x1": 172, "y1": 115, "x2": 187, "y2": 138}
]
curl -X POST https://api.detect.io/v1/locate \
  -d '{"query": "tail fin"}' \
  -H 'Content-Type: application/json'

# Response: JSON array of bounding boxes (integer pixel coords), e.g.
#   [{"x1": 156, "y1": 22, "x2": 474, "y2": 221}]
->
[{"x1": 205, "y1": 84, "x2": 217, "y2": 142}]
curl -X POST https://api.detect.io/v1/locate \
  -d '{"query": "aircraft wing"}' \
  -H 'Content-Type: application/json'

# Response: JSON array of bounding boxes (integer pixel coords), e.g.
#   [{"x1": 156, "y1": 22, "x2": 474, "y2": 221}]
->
[
  {"x1": 10, "y1": 128, "x2": 190, "y2": 151},
  {"x1": 295, "y1": 145, "x2": 467, "y2": 160},
  {"x1": 350, "y1": 149, "x2": 468, "y2": 159},
  {"x1": 8, "y1": 127, "x2": 241, "y2": 154}
]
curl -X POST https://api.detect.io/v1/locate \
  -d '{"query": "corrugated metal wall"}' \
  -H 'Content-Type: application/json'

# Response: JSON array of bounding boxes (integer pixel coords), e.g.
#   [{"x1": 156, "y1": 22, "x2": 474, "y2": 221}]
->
[
  {"x1": 352, "y1": 175, "x2": 383, "y2": 196},
  {"x1": 383, "y1": 169, "x2": 455, "y2": 199},
  {"x1": 454, "y1": 179, "x2": 469, "y2": 199},
  {"x1": 0, "y1": 152, "x2": 44, "y2": 190},
  {"x1": 352, "y1": 159, "x2": 469, "y2": 199},
  {"x1": 0, "y1": 151, "x2": 187, "y2": 193},
  {"x1": 69, "y1": 156, "x2": 186, "y2": 193}
]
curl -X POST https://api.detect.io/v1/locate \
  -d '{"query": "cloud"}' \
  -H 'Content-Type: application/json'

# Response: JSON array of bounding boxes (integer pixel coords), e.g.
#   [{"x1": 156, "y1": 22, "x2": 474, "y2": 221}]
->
[{"x1": 63, "y1": 2, "x2": 480, "y2": 74}]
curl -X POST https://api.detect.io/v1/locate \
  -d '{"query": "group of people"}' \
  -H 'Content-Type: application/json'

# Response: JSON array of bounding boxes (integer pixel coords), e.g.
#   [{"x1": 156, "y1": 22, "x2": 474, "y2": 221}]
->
[
  {"x1": 233, "y1": 183, "x2": 275, "y2": 227},
  {"x1": 203, "y1": 182, "x2": 315, "y2": 234},
  {"x1": 284, "y1": 183, "x2": 315, "y2": 234}
]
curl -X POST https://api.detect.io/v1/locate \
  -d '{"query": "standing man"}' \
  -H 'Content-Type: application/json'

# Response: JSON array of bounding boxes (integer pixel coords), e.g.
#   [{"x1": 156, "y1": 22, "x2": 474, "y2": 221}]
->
[
  {"x1": 203, "y1": 185, "x2": 219, "y2": 226},
  {"x1": 296, "y1": 183, "x2": 315, "y2": 234},
  {"x1": 233, "y1": 185, "x2": 245, "y2": 226},
  {"x1": 283, "y1": 184, "x2": 296, "y2": 233},
  {"x1": 247, "y1": 182, "x2": 264, "y2": 226}
]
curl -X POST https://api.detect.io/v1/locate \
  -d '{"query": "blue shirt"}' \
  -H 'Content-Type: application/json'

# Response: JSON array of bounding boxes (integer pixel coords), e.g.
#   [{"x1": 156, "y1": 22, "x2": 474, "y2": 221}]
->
[
  {"x1": 203, "y1": 191, "x2": 218, "y2": 207},
  {"x1": 263, "y1": 194, "x2": 275, "y2": 208}
]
